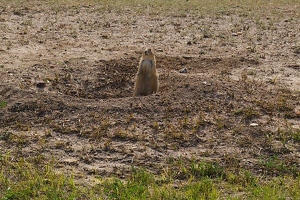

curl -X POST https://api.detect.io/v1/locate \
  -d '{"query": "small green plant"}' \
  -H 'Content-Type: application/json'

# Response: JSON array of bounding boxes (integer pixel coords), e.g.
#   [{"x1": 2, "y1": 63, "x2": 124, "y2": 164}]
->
[
  {"x1": 248, "y1": 178, "x2": 297, "y2": 200},
  {"x1": 234, "y1": 106, "x2": 260, "y2": 121},
  {"x1": 183, "y1": 179, "x2": 219, "y2": 199},
  {"x1": 190, "y1": 161, "x2": 224, "y2": 179},
  {"x1": 258, "y1": 155, "x2": 297, "y2": 176},
  {"x1": 226, "y1": 170, "x2": 257, "y2": 187},
  {"x1": 100, "y1": 168, "x2": 154, "y2": 199},
  {"x1": 0, "y1": 101, "x2": 7, "y2": 109},
  {"x1": 291, "y1": 129, "x2": 300, "y2": 142},
  {"x1": 164, "y1": 159, "x2": 224, "y2": 181}
]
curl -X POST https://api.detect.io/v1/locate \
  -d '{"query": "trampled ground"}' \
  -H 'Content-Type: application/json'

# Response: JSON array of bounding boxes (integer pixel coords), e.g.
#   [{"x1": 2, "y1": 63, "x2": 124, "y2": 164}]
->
[{"x1": 0, "y1": 0, "x2": 299, "y2": 188}]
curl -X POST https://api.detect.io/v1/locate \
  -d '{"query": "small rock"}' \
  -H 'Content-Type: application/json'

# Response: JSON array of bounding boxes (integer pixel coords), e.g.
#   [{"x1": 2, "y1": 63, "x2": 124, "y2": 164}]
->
[
  {"x1": 232, "y1": 32, "x2": 242, "y2": 36},
  {"x1": 187, "y1": 41, "x2": 192, "y2": 45},
  {"x1": 250, "y1": 123, "x2": 259, "y2": 127},
  {"x1": 179, "y1": 67, "x2": 188, "y2": 73},
  {"x1": 291, "y1": 124, "x2": 300, "y2": 129},
  {"x1": 203, "y1": 81, "x2": 211, "y2": 86},
  {"x1": 183, "y1": 55, "x2": 192, "y2": 59}
]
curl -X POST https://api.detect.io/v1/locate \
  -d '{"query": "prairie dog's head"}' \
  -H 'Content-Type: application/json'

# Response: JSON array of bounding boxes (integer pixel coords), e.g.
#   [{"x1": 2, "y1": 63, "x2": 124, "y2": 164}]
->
[{"x1": 142, "y1": 48, "x2": 155, "y2": 60}]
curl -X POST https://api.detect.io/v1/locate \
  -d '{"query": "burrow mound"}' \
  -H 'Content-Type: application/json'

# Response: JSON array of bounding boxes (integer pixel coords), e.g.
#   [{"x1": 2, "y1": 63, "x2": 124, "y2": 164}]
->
[
  {"x1": 49, "y1": 56, "x2": 138, "y2": 99},
  {"x1": 0, "y1": 54, "x2": 260, "y2": 130},
  {"x1": 47, "y1": 55, "x2": 258, "y2": 99}
]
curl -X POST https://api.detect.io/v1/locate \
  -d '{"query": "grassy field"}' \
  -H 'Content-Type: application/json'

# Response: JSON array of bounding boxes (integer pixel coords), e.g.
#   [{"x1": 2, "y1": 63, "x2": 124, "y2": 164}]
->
[
  {"x1": 1, "y1": 0, "x2": 300, "y2": 199},
  {"x1": 1, "y1": 154, "x2": 300, "y2": 199}
]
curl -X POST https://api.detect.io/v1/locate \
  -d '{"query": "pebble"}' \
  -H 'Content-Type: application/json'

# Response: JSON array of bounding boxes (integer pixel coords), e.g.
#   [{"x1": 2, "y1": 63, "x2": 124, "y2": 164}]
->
[
  {"x1": 250, "y1": 123, "x2": 259, "y2": 127},
  {"x1": 232, "y1": 32, "x2": 242, "y2": 36},
  {"x1": 179, "y1": 67, "x2": 188, "y2": 73},
  {"x1": 203, "y1": 81, "x2": 211, "y2": 86}
]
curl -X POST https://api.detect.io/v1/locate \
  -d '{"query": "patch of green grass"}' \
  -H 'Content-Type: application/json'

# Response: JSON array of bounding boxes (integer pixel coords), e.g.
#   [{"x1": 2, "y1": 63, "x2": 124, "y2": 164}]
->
[
  {"x1": 99, "y1": 168, "x2": 220, "y2": 200},
  {"x1": 100, "y1": 168, "x2": 154, "y2": 199},
  {"x1": 248, "y1": 177, "x2": 300, "y2": 200},
  {"x1": 277, "y1": 126, "x2": 300, "y2": 144},
  {"x1": 190, "y1": 161, "x2": 225, "y2": 180},
  {"x1": 292, "y1": 129, "x2": 300, "y2": 142},
  {"x1": 163, "y1": 158, "x2": 225, "y2": 181},
  {"x1": 0, "y1": 155, "x2": 87, "y2": 200},
  {"x1": 0, "y1": 101, "x2": 7, "y2": 109},
  {"x1": 260, "y1": 156, "x2": 286, "y2": 171},
  {"x1": 1, "y1": 154, "x2": 300, "y2": 199},
  {"x1": 259, "y1": 155, "x2": 298, "y2": 177},
  {"x1": 226, "y1": 170, "x2": 258, "y2": 188}
]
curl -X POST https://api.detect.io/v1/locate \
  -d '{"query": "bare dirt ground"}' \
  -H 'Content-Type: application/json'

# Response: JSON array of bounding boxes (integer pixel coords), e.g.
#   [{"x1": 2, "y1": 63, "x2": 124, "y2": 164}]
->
[{"x1": 0, "y1": 2, "x2": 300, "y2": 185}]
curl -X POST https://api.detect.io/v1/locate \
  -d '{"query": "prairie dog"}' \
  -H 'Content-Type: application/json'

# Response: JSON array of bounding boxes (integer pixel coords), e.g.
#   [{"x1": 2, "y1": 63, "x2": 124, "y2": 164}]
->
[{"x1": 133, "y1": 48, "x2": 159, "y2": 96}]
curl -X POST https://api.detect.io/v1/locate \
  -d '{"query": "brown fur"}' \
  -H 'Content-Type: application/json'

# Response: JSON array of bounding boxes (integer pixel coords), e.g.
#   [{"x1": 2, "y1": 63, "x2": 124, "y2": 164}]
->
[{"x1": 133, "y1": 48, "x2": 159, "y2": 96}]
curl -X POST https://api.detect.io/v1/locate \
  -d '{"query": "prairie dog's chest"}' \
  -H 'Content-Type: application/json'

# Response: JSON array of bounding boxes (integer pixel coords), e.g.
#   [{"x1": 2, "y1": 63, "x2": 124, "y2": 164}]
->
[{"x1": 140, "y1": 59, "x2": 154, "y2": 69}]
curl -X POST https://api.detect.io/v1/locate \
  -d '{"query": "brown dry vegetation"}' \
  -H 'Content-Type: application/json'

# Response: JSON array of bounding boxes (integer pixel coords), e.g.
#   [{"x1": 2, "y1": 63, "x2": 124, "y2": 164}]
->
[{"x1": 0, "y1": 0, "x2": 300, "y2": 191}]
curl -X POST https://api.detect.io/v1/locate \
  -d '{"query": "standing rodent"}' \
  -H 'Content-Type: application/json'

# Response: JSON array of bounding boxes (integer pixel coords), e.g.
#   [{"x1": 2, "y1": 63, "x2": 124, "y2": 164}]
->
[{"x1": 133, "y1": 48, "x2": 159, "y2": 96}]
